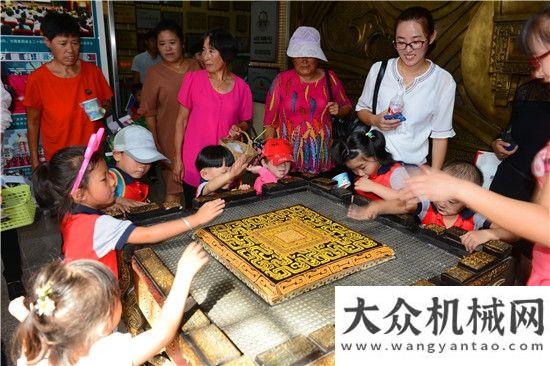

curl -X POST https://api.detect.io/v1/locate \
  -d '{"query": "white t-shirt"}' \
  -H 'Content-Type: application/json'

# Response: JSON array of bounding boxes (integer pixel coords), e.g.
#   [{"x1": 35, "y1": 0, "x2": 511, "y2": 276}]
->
[
  {"x1": 356, "y1": 58, "x2": 456, "y2": 165},
  {"x1": 17, "y1": 332, "x2": 133, "y2": 366},
  {"x1": 131, "y1": 51, "x2": 161, "y2": 83}
]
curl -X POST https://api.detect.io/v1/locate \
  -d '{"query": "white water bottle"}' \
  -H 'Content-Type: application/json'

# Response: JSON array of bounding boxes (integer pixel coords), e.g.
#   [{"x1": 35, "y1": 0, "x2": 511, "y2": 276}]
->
[
  {"x1": 388, "y1": 92, "x2": 406, "y2": 134},
  {"x1": 388, "y1": 92, "x2": 404, "y2": 115}
]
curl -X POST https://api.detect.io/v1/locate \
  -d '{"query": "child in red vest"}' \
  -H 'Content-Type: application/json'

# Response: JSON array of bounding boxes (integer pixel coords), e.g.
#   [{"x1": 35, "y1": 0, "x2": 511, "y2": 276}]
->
[
  {"x1": 109, "y1": 125, "x2": 167, "y2": 208},
  {"x1": 32, "y1": 144, "x2": 225, "y2": 278},
  {"x1": 249, "y1": 138, "x2": 294, "y2": 195},
  {"x1": 415, "y1": 161, "x2": 516, "y2": 250},
  {"x1": 331, "y1": 128, "x2": 409, "y2": 200}
]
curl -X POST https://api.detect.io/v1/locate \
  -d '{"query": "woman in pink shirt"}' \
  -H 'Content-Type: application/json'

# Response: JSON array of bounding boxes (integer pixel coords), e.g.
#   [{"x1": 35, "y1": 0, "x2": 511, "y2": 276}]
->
[{"x1": 174, "y1": 29, "x2": 252, "y2": 204}]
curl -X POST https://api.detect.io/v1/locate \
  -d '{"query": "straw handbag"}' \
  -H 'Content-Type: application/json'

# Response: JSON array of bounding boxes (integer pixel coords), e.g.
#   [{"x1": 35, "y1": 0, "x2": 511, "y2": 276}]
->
[{"x1": 219, "y1": 130, "x2": 258, "y2": 160}]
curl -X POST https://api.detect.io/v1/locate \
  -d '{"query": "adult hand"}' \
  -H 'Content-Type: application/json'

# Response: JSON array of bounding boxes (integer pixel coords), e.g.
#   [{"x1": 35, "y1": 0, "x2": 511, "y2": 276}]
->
[
  {"x1": 172, "y1": 158, "x2": 184, "y2": 184},
  {"x1": 228, "y1": 125, "x2": 243, "y2": 139},
  {"x1": 193, "y1": 198, "x2": 225, "y2": 225},
  {"x1": 31, "y1": 156, "x2": 40, "y2": 171},
  {"x1": 177, "y1": 241, "x2": 209, "y2": 275},
  {"x1": 326, "y1": 102, "x2": 340, "y2": 116},
  {"x1": 402, "y1": 166, "x2": 462, "y2": 203},
  {"x1": 373, "y1": 109, "x2": 401, "y2": 131},
  {"x1": 492, "y1": 139, "x2": 518, "y2": 160},
  {"x1": 461, "y1": 230, "x2": 494, "y2": 253}
]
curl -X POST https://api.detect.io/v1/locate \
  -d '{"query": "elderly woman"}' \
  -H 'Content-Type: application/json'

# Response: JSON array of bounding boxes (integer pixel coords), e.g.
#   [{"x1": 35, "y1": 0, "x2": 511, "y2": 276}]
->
[
  {"x1": 173, "y1": 28, "x2": 253, "y2": 203},
  {"x1": 24, "y1": 12, "x2": 112, "y2": 169},
  {"x1": 263, "y1": 26, "x2": 352, "y2": 175},
  {"x1": 356, "y1": 7, "x2": 456, "y2": 170},
  {"x1": 140, "y1": 20, "x2": 199, "y2": 204}
]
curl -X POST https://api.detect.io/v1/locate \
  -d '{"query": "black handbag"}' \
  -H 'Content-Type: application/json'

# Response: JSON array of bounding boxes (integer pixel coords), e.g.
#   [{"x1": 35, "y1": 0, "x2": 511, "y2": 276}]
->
[
  {"x1": 325, "y1": 60, "x2": 388, "y2": 140},
  {"x1": 324, "y1": 69, "x2": 359, "y2": 140}
]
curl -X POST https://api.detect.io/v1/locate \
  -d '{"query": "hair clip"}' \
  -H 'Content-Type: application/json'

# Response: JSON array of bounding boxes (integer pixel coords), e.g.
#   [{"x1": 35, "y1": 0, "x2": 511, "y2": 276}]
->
[
  {"x1": 71, "y1": 128, "x2": 104, "y2": 194},
  {"x1": 365, "y1": 131, "x2": 374, "y2": 139},
  {"x1": 35, "y1": 281, "x2": 55, "y2": 317}
]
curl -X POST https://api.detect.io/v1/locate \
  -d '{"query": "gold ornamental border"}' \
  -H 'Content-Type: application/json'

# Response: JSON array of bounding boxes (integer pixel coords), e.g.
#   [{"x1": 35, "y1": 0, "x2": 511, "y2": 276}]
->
[{"x1": 194, "y1": 205, "x2": 395, "y2": 305}]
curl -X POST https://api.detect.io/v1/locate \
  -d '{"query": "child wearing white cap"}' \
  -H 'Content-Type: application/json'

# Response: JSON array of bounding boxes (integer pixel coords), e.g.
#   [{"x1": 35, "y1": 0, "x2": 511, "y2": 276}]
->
[{"x1": 109, "y1": 125, "x2": 169, "y2": 206}]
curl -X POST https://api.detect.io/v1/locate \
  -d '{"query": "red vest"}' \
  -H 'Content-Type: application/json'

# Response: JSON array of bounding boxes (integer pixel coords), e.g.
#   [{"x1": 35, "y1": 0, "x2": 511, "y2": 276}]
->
[
  {"x1": 109, "y1": 167, "x2": 149, "y2": 202},
  {"x1": 421, "y1": 203, "x2": 475, "y2": 231},
  {"x1": 356, "y1": 162, "x2": 402, "y2": 201},
  {"x1": 61, "y1": 207, "x2": 119, "y2": 278}
]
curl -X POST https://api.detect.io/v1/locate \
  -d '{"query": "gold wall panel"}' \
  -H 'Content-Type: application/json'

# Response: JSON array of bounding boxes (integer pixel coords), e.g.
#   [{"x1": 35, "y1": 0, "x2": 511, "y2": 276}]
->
[{"x1": 290, "y1": 1, "x2": 546, "y2": 156}]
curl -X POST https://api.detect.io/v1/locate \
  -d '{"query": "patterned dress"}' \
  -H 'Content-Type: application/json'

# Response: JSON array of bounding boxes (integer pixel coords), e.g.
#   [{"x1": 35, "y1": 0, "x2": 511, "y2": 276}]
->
[{"x1": 263, "y1": 69, "x2": 351, "y2": 174}]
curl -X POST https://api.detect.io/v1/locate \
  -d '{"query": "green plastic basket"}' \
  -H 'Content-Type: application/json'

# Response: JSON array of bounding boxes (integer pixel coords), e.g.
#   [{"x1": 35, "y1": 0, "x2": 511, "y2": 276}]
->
[{"x1": 1, "y1": 184, "x2": 36, "y2": 231}]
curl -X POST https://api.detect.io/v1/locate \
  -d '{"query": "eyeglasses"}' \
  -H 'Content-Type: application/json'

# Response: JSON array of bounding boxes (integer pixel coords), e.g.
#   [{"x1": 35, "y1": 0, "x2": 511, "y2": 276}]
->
[
  {"x1": 529, "y1": 49, "x2": 550, "y2": 69},
  {"x1": 393, "y1": 40, "x2": 426, "y2": 51},
  {"x1": 71, "y1": 128, "x2": 104, "y2": 194}
]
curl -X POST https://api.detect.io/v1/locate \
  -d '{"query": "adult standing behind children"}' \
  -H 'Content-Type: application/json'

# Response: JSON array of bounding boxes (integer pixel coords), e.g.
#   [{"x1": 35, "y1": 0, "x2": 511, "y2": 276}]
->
[
  {"x1": 131, "y1": 30, "x2": 161, "y2": 84},
  {"x1": 140, "y1": 21, "x2": 199, "y2": 204},
  {"x1": 263, "y1": 26, "x2": 352, "y2": 176},
  {"x1": 24, "y1": 12, "x2": 113, "y2": 169},
  {"x1": 356, "y1": 7, "x2": 456, "y2": 170},
  {"x1": 173, "y1": 28, "x2": 253, "y2": 205}
]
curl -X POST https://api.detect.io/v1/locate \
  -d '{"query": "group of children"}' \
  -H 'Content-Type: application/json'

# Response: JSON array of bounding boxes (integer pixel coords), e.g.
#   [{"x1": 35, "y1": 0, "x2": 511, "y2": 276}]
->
[
  {"x1": 7, "y1": 116, "x2": 545, "y2": 364},
  {"x1": 6, "y1": 123, "x2": 298, "y2": 365}
]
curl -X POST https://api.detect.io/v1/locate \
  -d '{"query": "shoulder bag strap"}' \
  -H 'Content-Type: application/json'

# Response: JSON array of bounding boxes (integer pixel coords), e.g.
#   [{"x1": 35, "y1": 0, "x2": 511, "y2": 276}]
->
[
  {"x1": 324, "y1": 68, "x2": 334, "y2": 102},
  {"x1": 372, "y1": 59, "x2": 388, "y2": 115}
]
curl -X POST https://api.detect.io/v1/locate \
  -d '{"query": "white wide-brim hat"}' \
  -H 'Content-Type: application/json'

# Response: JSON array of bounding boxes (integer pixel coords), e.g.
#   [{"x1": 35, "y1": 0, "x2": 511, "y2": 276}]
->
[{"x1": 286, "y1": 26, "x2": 327, "y2": 62}]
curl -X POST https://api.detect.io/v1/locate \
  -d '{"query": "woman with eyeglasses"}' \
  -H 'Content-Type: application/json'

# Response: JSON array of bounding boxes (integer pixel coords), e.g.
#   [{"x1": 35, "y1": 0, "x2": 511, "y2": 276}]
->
[
  {"x1": 356, "y1": 6, "x2": 455, "y2": 170},
  {"x1": 404, "y1": 7, "x2": 550, "y2": 286}
]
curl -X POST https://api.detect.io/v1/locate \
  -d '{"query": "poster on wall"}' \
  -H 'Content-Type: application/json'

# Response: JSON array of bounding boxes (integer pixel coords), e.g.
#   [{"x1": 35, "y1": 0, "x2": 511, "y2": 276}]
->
[
  {"x1": 0, "y1": 0, "x2": 108, "y2": 178},
  {"x1": 250, "y1": 1, "x2": 278, "y2": 62},
  {"x1": 248, "y1": 67, "x2": 279, "y2": 103}
]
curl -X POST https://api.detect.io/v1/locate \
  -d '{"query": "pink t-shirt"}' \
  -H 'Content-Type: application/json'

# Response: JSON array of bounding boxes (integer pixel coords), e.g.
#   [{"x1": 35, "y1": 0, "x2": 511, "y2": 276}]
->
[
  {"x1": 253, "y1": 166, "x2": 279, "y2": 195},
  {"x1": 527, "y1": 141, "x2": 550, "y2": 286},
  {"x1": 177, "y1": 70, "x2": 253, "y2": 187}
]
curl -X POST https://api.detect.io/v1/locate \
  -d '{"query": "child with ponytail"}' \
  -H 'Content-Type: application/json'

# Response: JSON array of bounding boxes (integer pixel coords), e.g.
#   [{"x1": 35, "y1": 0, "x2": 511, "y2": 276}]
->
[{"x1": 32, "y1": 129, "x2": 224, "y2": 278}]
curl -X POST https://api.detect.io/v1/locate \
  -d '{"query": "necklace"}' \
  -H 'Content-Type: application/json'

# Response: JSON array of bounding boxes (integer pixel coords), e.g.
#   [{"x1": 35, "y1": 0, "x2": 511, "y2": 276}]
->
[
  {"x1": 163, "y1": 59, "x2": 186, "y2": 73},
  {"x1": 208, "y1": 73, "x2": 232, "y2": 92}
]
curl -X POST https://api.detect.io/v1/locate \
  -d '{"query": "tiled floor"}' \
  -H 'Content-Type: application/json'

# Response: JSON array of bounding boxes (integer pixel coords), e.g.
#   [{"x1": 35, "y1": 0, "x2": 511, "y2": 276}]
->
[{"x1": 1, "y1": 212, "x2": 62, "y2": 366}]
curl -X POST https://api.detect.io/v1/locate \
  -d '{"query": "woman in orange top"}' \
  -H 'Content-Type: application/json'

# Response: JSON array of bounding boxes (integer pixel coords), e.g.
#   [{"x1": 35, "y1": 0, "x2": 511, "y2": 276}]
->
[{"x1": 24, "y1": 12, "x2": 112, "y2": 169}]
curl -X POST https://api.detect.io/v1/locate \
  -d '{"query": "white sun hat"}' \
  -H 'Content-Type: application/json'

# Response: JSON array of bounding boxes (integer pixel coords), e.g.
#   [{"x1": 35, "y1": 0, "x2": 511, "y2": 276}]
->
[{"x1": 286, "y1": 26, "x2": 328, "y2": 62}]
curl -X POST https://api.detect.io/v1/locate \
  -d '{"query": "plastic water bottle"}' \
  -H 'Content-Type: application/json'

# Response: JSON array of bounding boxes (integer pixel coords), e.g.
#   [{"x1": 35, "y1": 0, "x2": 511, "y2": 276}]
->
[
  {"x1": 388, "y1": 92, "x2": 404, "y2": 115},
  {"x1": 386, "y1": 92, "x2": 406, "y2": 134}
]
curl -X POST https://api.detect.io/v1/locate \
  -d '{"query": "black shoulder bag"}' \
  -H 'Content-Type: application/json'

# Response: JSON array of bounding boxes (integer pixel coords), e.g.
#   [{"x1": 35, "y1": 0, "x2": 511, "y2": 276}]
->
[
  {"x1": 326, "y1": 60, "x2": 388, "y2": 140},
  {"x1": 324, "y1": 69, "x2": 359, "y2": 140}
]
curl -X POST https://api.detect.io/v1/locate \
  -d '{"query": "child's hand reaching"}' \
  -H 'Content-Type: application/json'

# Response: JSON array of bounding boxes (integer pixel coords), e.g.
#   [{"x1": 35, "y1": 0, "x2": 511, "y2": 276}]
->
[
  {"x1": 177, "y1": 241, "x2": 209, "y2": 275},
  {"x1": 460, "y1": 230, "x2": 495, "y2": 253},
  {"x1": 193, "y1": 198, "x2": 225, "y2": 226},
  {"x1": 112, "y1": 197, "x2": 148, "y2": 213},
  {"x1": 237, "y1": 183, "x2": 251, "y2": 190},
  {"x1": 246, "y1": 165, "x2": 262, "y2": 175},
  {"x1": 347, "y1": 203, "x2": 380, "y2": 220},
  {"x1": 355, "y1": 176, "x2": 375, "y2": 192},
  {"x1": 230, "y1": 154, "x2": 250, "y2": 178}
]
